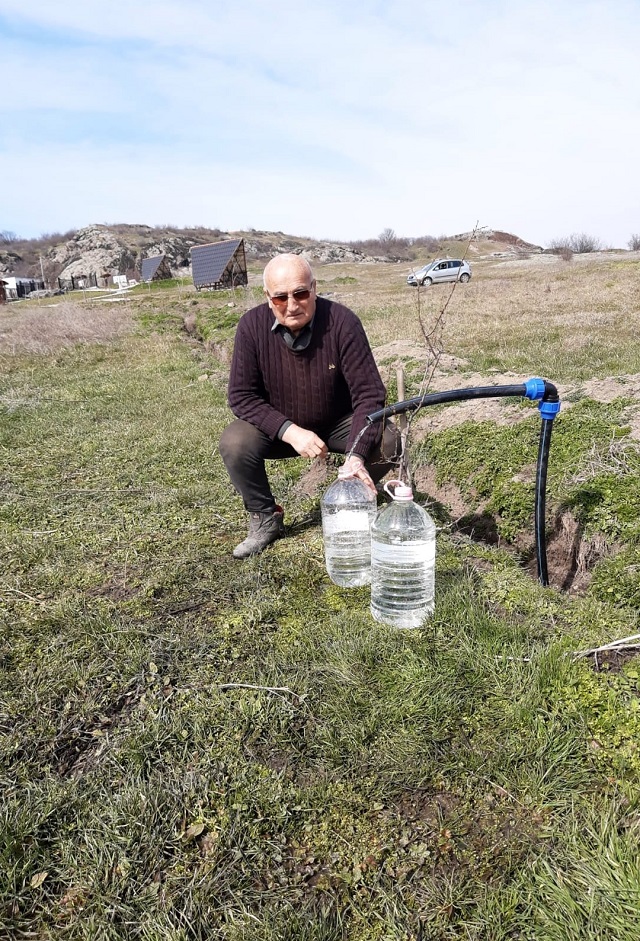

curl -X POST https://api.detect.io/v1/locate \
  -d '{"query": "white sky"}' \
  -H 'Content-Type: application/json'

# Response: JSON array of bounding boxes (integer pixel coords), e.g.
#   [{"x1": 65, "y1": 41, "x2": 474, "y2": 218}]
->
[{"x1": 1, "y1": 0, "x2": 639, "y2": 247}]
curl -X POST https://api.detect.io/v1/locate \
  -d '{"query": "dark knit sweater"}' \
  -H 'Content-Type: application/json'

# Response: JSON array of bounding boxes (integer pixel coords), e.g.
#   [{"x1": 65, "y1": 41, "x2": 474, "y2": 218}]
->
[{"x1": 228, "y1": 297, "x2": 386, "y2": 458}]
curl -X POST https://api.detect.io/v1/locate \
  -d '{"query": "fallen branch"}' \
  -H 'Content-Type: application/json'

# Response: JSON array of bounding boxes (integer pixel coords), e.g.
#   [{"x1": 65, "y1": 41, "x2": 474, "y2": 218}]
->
[
  {"x1": 572, "y1": 633, "x2": 640, "y2": 660},
  {"x1": 53, "y1": 488, "x2": 147, "y2": 494},
  {"x1": 1, "y1": 588, "x2": 45, "y2": 604},
  {"x1": 218, "y1": 683, "x2": 301, "y2": 700}
]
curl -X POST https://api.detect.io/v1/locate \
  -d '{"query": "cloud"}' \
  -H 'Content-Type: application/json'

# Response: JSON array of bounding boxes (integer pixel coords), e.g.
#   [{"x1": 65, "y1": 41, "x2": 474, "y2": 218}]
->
[{"x1": 2, "y1": 0, "x2": 640, "y2": 246}]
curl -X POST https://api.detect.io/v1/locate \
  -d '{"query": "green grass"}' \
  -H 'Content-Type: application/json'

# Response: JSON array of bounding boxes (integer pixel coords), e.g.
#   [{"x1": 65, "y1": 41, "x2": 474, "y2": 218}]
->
[{"x1": 2, "y1": 273, "x2": 640, "y2": 938}]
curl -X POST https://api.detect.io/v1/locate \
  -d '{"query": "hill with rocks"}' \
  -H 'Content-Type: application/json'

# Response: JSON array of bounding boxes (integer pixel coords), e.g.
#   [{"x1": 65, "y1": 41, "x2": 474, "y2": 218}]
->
[{"x1": 0, "y1": 223, "x2": 543, "y2": 285}]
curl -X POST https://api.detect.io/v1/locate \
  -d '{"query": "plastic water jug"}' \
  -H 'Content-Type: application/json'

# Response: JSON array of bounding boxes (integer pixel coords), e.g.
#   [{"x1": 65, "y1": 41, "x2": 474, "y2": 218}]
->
[
  {"x1": 321, "y1": 476, "x2": 376, "y2": 587},
  {"x1": 370, "y1": 480, "x2": 436, "y2": 628}
]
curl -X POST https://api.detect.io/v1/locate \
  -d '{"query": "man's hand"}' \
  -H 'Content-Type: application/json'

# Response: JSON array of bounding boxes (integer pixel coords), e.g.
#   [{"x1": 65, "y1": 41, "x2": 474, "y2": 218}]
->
[
  {"x1": 281, "y1": 424, "x2": 328, "y2": 459},
  {"x1": 338, "y1": 454, "x2": 377, "y2": 496}
]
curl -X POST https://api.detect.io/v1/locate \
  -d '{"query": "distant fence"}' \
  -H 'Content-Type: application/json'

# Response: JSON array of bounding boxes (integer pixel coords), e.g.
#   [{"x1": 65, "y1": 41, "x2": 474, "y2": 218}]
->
[{"x1": 57, "y1": 273, "x2": 99, "y2": 291}]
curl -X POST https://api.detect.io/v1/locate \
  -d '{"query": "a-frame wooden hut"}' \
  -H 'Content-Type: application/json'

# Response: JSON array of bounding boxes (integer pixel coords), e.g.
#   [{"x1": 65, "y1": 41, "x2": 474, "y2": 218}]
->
[
  {"x1": 190, "y1": 239, "x2": 247, "y2": 291},
  {"x1": 141, "y1": 254, "x2": 173, "y2": 283}
]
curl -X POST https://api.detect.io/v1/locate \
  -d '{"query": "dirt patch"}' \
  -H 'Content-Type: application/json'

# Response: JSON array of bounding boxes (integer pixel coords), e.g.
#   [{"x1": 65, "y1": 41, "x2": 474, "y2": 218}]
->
[
  {"x1": 591, "y1": 647, "x2": 640, "y2": 673},
  {"x1": 374, "y1": 341, "x2": 640, "y2": 439},
  {"x1": 86, "y1": 576, "x2": 141, "y2": 602},
  {"x1": 387, "y1": 786, "x2": 546, "y2": 889},
  {"x1": 393, "y1": 789, "x2": 462, "y2": 831},
  {"x1": 293, "y1": 455, "x2": 338, "y2": 497},
  {"x1": 412, "y1": 463, "x2": 469, "y2": 521},
  {"x1": 525, "y1": 509, "x2": 614, "y2": 593},
  {"x1": 374, "y1": 347, "x2": 537, "y2": 433},
  {"x1": 52, "y1": 685, "x2": 142, "y2": 778}
]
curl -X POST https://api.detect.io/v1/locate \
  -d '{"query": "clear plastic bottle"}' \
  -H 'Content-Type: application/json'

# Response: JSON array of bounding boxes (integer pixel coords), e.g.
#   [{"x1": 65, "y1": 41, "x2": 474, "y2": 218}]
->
[
  {"x1": 370, "y1": 480, "x2": 436, "y2": 628},
  {"x1": 321, "y1": 476, "x2": 376, "y2": 587}
]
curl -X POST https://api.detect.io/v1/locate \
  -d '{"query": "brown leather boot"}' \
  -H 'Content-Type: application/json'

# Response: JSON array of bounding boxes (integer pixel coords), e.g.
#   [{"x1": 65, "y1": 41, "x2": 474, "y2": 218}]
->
[{"x1": 232, "y1": 506, "x2": 285, "y2": 559}]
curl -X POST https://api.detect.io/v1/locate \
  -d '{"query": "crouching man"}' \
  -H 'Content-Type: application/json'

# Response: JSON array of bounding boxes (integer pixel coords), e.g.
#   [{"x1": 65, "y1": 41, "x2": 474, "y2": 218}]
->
[{"x1": 219, "y1": 253, "x2": 399, "y2": 558}]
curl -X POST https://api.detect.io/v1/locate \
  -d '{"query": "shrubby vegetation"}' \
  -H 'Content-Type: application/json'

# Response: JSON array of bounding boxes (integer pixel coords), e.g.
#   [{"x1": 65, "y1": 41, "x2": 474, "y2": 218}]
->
[
  {"x1": 345, "y1": 228, "x2": 442, "y2": 262},
  {"x1": 628, "y1": 233, "x2": 640, "y2": 251},
  {"x1": 549, "y1": 233, "x2": 603, "y2": 254}
]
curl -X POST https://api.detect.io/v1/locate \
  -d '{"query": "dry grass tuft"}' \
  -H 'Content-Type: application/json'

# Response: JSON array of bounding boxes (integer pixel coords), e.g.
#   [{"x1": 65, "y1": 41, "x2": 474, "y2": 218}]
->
[{"x1": 0, "y1": 300, "x2": 135, "y2": 354}]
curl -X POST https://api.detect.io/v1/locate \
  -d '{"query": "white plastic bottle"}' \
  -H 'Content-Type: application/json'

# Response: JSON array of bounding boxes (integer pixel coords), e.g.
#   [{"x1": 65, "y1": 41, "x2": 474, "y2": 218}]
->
[
  {"x1": 370, "y1": 480, "x2": 436, "y2": 628},
  {"x1": 321, "y1": 476, "x2": 376, "y2": 587}
]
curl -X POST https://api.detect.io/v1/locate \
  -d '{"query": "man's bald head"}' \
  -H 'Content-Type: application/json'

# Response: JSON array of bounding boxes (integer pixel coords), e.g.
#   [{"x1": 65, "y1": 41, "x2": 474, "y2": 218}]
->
[{"x1": 263, "y1": 254, "x2": 314, "y2": 291}]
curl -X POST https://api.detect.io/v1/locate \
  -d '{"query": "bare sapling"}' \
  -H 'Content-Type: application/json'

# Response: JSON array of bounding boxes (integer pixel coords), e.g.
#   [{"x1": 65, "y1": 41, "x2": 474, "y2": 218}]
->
[{"x1": 396, "y1": 222, "x2": 483, "y2": 484}]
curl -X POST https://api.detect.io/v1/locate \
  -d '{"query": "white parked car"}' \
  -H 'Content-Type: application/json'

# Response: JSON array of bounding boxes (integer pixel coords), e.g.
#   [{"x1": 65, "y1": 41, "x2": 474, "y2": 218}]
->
[{"x1": 407, "y1": 258, "x2": 471, "y2": 286}]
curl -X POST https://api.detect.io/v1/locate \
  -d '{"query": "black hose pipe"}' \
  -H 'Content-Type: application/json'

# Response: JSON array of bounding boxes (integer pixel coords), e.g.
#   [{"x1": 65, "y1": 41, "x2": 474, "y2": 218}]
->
[
  {"x1": 535, "y1": 385, "x2": 561, "y2": 586},
  {"x1": 366, "y1": 379, "x2": 561, "y2": 585},
  {"x1": 366, "y1": 384, "x2": 529, "y2": 423}
]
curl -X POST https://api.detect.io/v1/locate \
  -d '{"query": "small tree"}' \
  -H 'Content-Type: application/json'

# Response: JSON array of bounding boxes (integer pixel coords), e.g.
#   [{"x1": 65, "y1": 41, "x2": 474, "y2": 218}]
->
[
  {"x1": 568, "y1": 232, "x2": 602, "y2": 253},
  {"x1": 628, "y1": 233, "x2": 640, "y2": 251}
]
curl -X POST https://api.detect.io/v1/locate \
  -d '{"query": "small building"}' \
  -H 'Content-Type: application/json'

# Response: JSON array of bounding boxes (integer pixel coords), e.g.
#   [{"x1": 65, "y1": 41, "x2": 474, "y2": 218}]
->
[
  {"x1": 190, "y1": 238, "x2": 247, "y2": 291},
  {"x1": 141, "y1": 254, "x2": 173, "y2": 283},
  {"x1": 0, "y1": 279, "x2": 7, "y2": 305},
  {"x1": 3, "y1": 276, "x2": 45, "y2": 300}
]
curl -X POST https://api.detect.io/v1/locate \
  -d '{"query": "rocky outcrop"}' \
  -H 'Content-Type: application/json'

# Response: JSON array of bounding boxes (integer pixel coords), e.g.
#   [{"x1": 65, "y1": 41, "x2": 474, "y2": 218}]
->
[
  {"x1": 141, "y1": 237, "x2": 194, "y2": 270},
  {"x1": 293, "y1": 244, "x2": 378, "y2": 264},
  {"x1": 40, "y1": 225, "x2": 380, "y2": 280},
  {"x1": 238, "y1": 230, "x2": 378, "y2": 263},
  {"x1": 48, "y1": 225, "x2": 136, "y2": 279},
  {"x1": 451, "y1": 228, "x2": 543, "y2": 253},
  {"x1": 0, "y1": 249, "x2": 23, "y2": 275}
]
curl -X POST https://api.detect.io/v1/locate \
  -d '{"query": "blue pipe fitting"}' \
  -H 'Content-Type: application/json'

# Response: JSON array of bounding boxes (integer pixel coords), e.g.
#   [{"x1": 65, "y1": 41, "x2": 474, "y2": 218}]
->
[
  {"x1": 524, "y1": 377, "x2": 546, "y2": 401},
  {"x1": 539, "y1": 399, "x2": 561, "y2": 420}
]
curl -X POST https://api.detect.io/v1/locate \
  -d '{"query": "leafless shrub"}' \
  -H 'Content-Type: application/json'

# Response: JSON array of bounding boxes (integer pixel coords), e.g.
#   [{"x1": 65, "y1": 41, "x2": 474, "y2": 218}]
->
[
  {"x1": 412, "y1": 235, "x2": 441, "y2": 253},
  {"x1": 0, "y1": 301, "x2": 134, "y2": 354},
  {"x1": 549, "y1": 233, "x2": 602, "y2": 254},
  {"x1": 37, "y1": 230, "x2": 79, "y2": 248},
  {"x1": 569, "y1": 233, "x2": 602, "y2": 253},
  {"x1": 345, "y1": 231, "x2": 417, "y2": 261},
  {"x1": 628, "y1": 233, "x2": 640, "y2": 251}
]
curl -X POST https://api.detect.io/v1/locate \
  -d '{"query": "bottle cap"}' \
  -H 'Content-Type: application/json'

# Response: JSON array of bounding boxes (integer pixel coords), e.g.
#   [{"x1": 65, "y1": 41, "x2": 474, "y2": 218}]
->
[{"x1": 383, "y1": 480, "x2": 414, "y2": 501}]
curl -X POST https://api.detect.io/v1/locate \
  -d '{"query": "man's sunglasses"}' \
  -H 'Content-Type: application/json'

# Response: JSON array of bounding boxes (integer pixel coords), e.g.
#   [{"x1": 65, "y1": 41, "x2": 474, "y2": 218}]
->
[{"x1": 267, "y1": 287, "x2": 313, "y2": 307}]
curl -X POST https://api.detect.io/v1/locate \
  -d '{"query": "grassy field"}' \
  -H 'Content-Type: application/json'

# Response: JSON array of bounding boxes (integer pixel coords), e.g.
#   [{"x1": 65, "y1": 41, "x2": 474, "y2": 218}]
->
[{"x1": 2, "y1": 252, "x2": 640, "y2": 939}]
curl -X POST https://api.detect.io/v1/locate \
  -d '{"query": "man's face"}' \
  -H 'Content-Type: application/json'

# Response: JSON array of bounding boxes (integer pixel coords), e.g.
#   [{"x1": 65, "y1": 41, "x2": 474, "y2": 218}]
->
[{"x1": 265, "y1": 261, "x2": 316, "y2": 336}]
